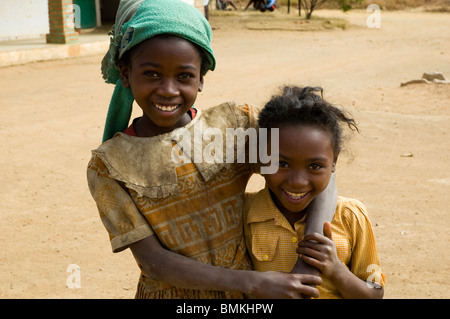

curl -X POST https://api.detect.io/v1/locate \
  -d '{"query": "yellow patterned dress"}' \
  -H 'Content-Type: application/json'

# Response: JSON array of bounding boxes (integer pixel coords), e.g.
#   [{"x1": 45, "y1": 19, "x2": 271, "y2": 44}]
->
[
  {"x1": 87, "y1": 102, "x2": 259, "y2": 298},
  {"x1": 244, "y1": 187, "x2": 386, "y2": 299}
]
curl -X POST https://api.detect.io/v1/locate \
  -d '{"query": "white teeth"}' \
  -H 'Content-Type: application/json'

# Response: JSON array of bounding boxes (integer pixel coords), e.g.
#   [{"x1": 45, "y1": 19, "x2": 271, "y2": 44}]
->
[
  {"x1": 284, "y1": 190, "x2": 307, "y2": 199},
  {"x1": 154, "y1": 103, "x2": 179, "y2": 111}
]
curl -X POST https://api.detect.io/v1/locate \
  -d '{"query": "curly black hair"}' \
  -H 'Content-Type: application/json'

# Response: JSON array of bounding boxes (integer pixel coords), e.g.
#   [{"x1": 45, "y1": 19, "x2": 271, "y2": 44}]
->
[{"x1": 258, "y1": 86, "x2": 359, "y2": 156}]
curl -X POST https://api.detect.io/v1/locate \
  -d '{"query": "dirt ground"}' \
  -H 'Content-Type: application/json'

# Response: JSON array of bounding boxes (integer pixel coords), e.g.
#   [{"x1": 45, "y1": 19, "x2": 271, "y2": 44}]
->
[{"x1": 0, "y1": 8, "x2": 449, "y2": 299}]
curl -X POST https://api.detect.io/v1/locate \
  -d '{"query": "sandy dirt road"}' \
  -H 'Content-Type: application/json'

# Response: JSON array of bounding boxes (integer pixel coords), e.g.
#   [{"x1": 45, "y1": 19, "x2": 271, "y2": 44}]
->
[{"x1": 0, "y1": 9, "x2": 449, "y2": 298}]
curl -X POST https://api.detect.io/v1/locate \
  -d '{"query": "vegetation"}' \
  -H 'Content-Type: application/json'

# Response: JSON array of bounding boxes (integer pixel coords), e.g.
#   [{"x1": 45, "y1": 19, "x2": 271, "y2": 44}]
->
[
  {"x1": 276, "y1": 0, "x2": 450, "y2": 14},
  {"x1": 300, "y1": 0, "x2": 364, "y2": 19}
]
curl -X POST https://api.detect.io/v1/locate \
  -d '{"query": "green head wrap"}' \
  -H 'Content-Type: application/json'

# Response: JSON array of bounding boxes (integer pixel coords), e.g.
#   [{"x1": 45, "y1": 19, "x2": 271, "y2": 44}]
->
[{"x1": 100, "y1": 0, "x2": 216, "y2": 142}]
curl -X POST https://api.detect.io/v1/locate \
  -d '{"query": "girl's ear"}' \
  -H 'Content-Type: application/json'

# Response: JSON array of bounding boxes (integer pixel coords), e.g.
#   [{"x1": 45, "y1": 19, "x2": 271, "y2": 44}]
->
[
  {"x1": 198, "y1": 75, "x2": 204, "y2": 92},
  {"x1": 332, "y1": 152, "x2": 339, "y2": 172},
  {"x1": 119, "y1": 64, "x2": 131, "y2": 88}
]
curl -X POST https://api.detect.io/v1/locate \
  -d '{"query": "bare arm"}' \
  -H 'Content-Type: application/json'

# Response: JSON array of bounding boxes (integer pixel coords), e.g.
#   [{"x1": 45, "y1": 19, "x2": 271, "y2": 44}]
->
[
  {"x1": 305, "y1": 173, "x2": 337, "y2": 236},
  {"x1": 291, "y1": 173, "x2": 337, "y2": 274},
  {"x1": 325, "y1": 260, "x2": 384, "y2": 299},
  {"x1": 130, "y1": 234, "x2": 322, "y2": 299}
]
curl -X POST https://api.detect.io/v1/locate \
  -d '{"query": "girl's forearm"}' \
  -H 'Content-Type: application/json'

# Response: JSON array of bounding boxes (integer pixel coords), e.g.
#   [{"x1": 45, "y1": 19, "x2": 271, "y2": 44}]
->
[
  {"x1": 130, "y1": 235, "x2": 321, "y2": 298},
  {"x1": 130, "y1": 235, "x2": 255, "y2": 294},
  {"x1": 330, "y1": 263, "x2": 384, "y2": 299},
  {"x1": 292, "y1": 174, "x2": 336, "y2": 275},
  {"x1": 305, "y1": 173, "x2": 337, "y2": 236}
]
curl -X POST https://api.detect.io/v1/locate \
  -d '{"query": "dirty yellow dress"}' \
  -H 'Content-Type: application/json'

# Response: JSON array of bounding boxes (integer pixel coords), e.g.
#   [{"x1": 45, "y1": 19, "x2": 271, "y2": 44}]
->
[{"x1": 87, "y1": 102, "x2": 259, "y2": 299}]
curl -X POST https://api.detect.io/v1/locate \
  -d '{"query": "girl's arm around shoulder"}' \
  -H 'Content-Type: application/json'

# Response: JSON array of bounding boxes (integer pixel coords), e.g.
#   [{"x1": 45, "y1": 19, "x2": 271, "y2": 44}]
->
[
  {"x1": 228, "y1": 101, "x2": 260, "y2": 129},
  {"x1": 130, "y1": 234, "x2": 322, "y2": 299},
  {"x1": 305, "y1": 173, "x2": 337, "y2": 236}
]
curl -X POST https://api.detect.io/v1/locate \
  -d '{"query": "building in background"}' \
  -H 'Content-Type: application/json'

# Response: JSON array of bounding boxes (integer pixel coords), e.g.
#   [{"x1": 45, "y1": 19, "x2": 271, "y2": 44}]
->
[{"x1": 0, "y1": 0, "x2": 205, "y2": 44}]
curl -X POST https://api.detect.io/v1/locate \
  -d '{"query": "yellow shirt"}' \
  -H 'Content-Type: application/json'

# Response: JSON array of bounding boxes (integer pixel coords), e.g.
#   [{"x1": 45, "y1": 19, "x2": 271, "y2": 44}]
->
[{"x1": 243, "y1": 187, "x2": 386, "y2": 299}]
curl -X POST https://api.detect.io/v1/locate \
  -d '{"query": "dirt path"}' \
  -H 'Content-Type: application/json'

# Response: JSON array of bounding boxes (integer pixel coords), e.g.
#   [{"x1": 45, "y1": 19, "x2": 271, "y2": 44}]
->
[{"x1": 0, "y1": 9, "x2": 449, "y2": 298}]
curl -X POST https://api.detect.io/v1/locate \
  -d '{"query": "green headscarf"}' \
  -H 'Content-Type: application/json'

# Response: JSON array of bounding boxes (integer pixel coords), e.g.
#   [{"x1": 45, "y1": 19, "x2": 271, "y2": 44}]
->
[{"x1": 100, "y1": 0, "x2": 216, "y2": 142}]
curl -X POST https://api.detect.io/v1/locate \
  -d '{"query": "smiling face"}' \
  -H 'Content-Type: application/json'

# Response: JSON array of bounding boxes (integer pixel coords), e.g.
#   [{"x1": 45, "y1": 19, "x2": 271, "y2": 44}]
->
[
  {"x1": 263, "y1": 125, "x2": 337, "y2": 223},
  {"x1": 119, "y1": 35, "x2": 204, "y2": 137}
]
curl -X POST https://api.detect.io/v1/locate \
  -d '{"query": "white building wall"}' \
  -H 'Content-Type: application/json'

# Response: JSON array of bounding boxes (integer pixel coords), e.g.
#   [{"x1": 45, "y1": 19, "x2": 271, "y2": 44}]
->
[{"x1": 0, "y1": 0, "x2": 50, "y2": 41}]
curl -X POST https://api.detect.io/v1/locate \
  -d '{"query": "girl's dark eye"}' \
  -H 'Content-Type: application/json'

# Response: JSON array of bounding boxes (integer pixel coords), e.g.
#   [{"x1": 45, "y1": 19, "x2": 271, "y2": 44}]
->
[
  {"x1": 144, "y1": 71, "x2": 159, "y2": 78},
  {"x1": 179, "y1": 72, "x2": 194, "y2": 80},
  {"x1": 309, "y1": 163, "x2": 322, "y2": 170},
  {"x1": 278, "y1": 161, "x2": 289, "y2": 168}
]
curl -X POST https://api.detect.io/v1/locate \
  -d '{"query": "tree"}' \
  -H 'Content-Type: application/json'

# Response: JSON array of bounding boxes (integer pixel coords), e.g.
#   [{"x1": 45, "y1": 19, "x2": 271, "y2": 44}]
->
[
  {"x1": 300, "y1": 0, "x2": 364, "y2": 19},
  {"x1": 301, "y1": 0, "x2": 325, "y2": 19}
]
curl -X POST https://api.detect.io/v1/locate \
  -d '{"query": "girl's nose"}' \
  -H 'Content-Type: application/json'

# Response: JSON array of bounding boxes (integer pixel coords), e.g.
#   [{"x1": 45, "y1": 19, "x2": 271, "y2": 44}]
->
[
  {"x1": 288, "y1": 169, "x2": 308, "y2": 188},
  {"x1": 157, "y1": 78, "x2": 180, "y2": 97}
]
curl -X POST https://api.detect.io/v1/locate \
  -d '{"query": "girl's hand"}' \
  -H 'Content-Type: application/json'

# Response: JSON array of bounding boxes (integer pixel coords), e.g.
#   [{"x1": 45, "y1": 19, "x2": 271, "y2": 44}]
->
[
  {"x1": 296, "y1": 222, "x2": 342, "y2": 280},
  {"x1": 296, "y1": 222, "x2": 384, "y2": 299},
  {"x1": 131, "y1": 235, "x2": 323, "y2": 299},
  {"x1": 250, "y1": 271, "x2": 322, "y2": 299}
]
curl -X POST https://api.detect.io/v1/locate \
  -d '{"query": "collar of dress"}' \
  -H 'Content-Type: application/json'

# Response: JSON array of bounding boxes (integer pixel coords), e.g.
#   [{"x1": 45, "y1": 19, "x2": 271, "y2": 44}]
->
[
  {"x1": 92, "y1": 102, "x2": 248, "y2": 198},
  {"x1": 246, "y1": 187, "x2": 306, "y2": 232}
]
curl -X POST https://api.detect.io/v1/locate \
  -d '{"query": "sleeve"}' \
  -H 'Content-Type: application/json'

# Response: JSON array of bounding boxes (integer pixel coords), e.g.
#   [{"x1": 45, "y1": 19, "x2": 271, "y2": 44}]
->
[
  {"x1": 233, "y1": 103, "x2": 260, "y2": 130},
  {"x1": 232, "y1": 103, "x2": 261, "y2": 174},
  {"x1": 242, "y1": 192, "x2": 253, "y2": 260},
  {"x1": 344, "y1": 199, "x2": 386, "y2": 288},
  {"x1": 87, "y1": 155, "x2": 154, "y2": 253}
]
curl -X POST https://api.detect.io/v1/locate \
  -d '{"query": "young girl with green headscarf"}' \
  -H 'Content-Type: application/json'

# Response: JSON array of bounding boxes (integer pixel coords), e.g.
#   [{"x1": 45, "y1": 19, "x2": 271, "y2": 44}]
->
[{"x1": 87, "y1": 0, "x2": 335, "y2": 298}]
